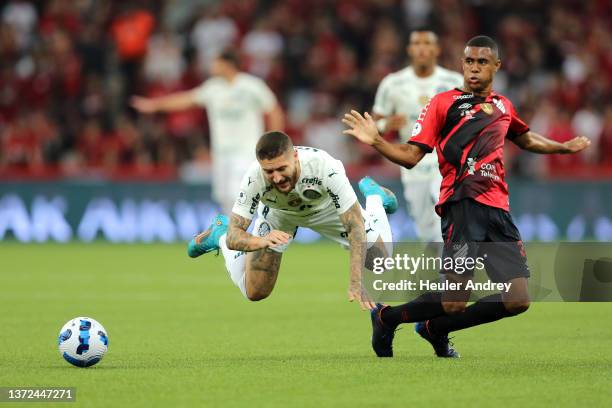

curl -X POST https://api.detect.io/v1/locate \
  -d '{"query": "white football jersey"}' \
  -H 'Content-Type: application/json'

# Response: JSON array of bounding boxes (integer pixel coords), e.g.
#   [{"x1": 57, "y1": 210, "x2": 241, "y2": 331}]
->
[
  {"x1": 373, "y1": 65, "x2": 463, "y2": 180},
  {"x1": 232, "y1": 147, "x2": 358, "y2": 221},
  {"x1": 192, "y1": 73, "x2": 277, "y2": 158}
]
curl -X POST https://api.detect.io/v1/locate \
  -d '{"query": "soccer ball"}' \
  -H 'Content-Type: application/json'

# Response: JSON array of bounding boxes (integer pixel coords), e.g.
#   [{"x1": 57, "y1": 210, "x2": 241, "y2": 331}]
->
[{"x1": 58, "y1": 317, "x2": 108, "y2": 367}]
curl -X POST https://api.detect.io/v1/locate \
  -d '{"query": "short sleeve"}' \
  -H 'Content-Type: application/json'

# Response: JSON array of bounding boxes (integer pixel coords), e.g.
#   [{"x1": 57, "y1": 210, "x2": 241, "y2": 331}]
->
[
  {"x1": 191, "y1": 80, "x2": 213, "y2": 107},
  {"x1": 251, "y1": 77, "x2": 277, "y2": 112},
  {"x1": 506, "y1": 100, "x2": 530, "y2": 140},
  {"x1": 372, "y1": 76, "x2": 394, "y2": 116},
  {"x1": 231, "y1": 162, "x2": 262, "y2": 220},
  {"x1": 407, "y1": 94, "x2": 443, "y2": 153},
  {"x1": 324, "y1": 158, "x2": 358, "y2": 215}
]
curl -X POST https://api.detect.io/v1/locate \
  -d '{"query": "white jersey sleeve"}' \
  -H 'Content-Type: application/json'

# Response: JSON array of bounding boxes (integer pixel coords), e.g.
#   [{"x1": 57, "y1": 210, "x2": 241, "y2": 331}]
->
[
  {"x1": 372, "y1": 74, "x2": 395, "y2": 116},
  {"x1": 247, "y1": 76, "x2": 277, "y2": 112},
  {"x1": 323, "y1": 157, "x2": 358, "y2": 215},
  {"x1": 191, "y1": 79, "x2": 214, "y2": 108},
  {"x1": 231, "y1": 161, "x2": 264, "y2": 220}
]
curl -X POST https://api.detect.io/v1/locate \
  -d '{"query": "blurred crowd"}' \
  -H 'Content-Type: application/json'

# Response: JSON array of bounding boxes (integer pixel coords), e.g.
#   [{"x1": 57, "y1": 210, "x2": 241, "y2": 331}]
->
[{"x1": 0, "y1": 0, "x2": 610, "y2": 180}]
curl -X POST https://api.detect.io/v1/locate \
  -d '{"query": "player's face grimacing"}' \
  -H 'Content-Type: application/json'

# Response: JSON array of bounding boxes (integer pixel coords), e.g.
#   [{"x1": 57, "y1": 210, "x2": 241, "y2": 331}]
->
[
  {"x1": 408, "y1": 31, "x2": 440, "y2": 69},
  {"x1": 461, "y1": 46, "x2": 500, "y2": 94},
  {"x1": 259, "y1": 150, "x2": 299, "y2": 193}
]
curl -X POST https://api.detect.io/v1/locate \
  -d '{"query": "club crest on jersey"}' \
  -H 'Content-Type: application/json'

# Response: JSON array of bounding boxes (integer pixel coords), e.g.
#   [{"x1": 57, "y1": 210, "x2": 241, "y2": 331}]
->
[
  {"x1": 418, "y1": 95, "x2": 430, "y2": 105},
  {"x1": 303, "y1": 189, "x2": 322, "y2": 200},
  {"x1": 287, "y1": 192, "x2": 302, "y2": 207},
  {"x1": 480, "y1": 103, "x2": 493, "y2": 115}
]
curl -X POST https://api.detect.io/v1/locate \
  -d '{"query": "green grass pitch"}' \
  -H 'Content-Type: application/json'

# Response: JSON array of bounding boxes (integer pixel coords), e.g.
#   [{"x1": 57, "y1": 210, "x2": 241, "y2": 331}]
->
[{"x1": 1, "y1": 242, "x2": 611, "y2": 407}]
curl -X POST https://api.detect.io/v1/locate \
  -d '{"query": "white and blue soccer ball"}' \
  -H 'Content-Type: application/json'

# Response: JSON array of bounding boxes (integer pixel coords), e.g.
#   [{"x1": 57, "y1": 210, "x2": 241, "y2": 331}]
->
[{"x1": 58, "y1": 317, "x2": 108, "y2": 367}]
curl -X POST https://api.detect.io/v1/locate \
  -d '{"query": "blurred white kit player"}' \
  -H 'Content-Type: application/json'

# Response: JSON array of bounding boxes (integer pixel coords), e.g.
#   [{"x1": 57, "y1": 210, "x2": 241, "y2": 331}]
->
[
  {"x1": 372, "y1": 30, "x2": 462, "y2": 242},
  {"x1": 191, "y1": 70, "x2": 280, "y2": 211},
  {"x1": 132, "y1": 49, "x2": 284, "y2": 213}
]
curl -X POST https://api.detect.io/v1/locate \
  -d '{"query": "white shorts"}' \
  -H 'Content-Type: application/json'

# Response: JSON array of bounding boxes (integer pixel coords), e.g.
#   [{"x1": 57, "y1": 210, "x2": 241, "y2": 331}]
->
[
  {"x1": 251, "y1": 204, "x2": 385, "y2": 253},
  {"x1": 212, "y1": 156, "x2": 252, "y2": 213},
  {"x1": 402, "y1": 175, "x2": 442, "y2": 242}
]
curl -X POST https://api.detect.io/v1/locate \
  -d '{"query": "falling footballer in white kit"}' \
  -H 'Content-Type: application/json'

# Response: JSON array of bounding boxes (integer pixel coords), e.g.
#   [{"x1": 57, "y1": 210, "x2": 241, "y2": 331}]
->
[
  {"x1": 373, "y1": 66, "x2": 463, "y2": 242},
  {"x1": 218, "y1": 146, "x2": 393, "y2": 298},
  {"x1": 192, "y1": 73, "x2": 278, "y2": 212}
]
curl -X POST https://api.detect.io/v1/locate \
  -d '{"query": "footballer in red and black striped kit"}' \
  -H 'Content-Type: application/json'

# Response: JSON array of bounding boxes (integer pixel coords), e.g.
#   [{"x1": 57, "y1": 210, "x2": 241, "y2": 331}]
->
[
  {"x1": 409, "y1": 88, "x2": 529, "y2": 214},
  {"x1": 343, "y1": 35, "x2": 591, "y2": 358}
]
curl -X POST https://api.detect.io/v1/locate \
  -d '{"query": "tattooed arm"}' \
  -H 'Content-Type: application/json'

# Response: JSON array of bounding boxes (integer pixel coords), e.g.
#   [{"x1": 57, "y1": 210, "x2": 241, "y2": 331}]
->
[
  {"x1": 339, "y1": 202, "x2": 376, "y2": 310},
  {"x1": 225, "y1": 213, "x2": 291, "y2": 252}
]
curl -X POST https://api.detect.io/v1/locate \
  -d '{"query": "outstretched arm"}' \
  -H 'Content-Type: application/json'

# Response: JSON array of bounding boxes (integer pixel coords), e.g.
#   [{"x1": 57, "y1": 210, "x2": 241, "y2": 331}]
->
[
  {"x1": 342, "y1": 110, "x2": 426, "y2": 169},
  {"x1": 512, "y1": 131, "x2": 591, "y2": 154},
  {"x1": 339, "y1": 201, "x2": 376, "y2": 311},
  {"x1": 225, "y1": 213, "x2": 291, "y2": 252},
  {"x1": 130, "y1": 90, "x2": 199, "y2": 114},
  {"x1": 265, "y1": 104, "x2": 285, "y2": 131}
]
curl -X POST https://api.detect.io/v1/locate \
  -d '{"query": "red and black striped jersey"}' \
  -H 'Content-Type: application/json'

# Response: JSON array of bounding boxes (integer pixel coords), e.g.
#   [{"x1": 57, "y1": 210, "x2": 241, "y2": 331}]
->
[{"x1": 408, "y1": 88, "x2": 529, "y2": 214}]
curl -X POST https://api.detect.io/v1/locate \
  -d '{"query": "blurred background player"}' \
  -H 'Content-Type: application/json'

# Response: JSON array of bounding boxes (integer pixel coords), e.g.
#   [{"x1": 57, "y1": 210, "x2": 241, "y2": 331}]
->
[
  {"x1": 132, "y1": 49, "x2": 284, "y2": 213},
  {"x1": 187, "y1": 131, "x2": 396, "y2": 310},
  {"x1": 372, "y1": 29, "x2": 463, "y2": 242}
]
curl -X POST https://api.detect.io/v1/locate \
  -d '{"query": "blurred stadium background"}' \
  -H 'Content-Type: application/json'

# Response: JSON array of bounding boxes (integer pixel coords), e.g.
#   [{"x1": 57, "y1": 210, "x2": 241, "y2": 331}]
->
[{"x1": 0, "y1": 0, "x2": 610, "y2": 243}]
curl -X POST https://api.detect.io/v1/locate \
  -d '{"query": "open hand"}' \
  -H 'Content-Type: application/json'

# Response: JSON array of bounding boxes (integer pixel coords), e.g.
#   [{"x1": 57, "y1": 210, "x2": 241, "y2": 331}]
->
[
  {"x1": 261, "y1": 230, "x2": 292, "y2": 249},
  {"x1": 562, "y1": 136, "x2": 591, "y2": 153},
  {"x1": 342, "y1": 110, "x2": 382, "y2": 146},
  {"x1": 130, "y1": 96, "x2": 158, "y2": 114},
  {"x1": 348, "y1": 280, "x2": 376, "y2": 311}
]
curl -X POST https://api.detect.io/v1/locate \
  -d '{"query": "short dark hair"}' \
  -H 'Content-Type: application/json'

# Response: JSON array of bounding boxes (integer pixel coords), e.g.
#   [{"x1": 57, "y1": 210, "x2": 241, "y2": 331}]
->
[
  {"x1": 410, "y1": 27, "x2": 438, "y2": 42},
  {"x1": 256, "y1": 131, "x2": 293, "y2": 160},
  {"x1": 466, "y1": 35, "x2": 500, "y2": 59},
  {"x1": 217, "y1": 48, "x2": 240, "y2": 67}
]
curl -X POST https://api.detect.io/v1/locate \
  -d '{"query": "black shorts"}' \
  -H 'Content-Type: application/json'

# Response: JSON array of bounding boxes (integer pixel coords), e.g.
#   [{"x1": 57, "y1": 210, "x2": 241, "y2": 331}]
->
[{"x1": 440, "y1": 198, "x2": 530, "y2": 283}]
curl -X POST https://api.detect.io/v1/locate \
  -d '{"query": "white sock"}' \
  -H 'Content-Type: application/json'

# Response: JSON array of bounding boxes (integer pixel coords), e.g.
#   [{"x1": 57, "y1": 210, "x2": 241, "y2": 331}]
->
[
  {"x1": 219, "y1": 234, "x2": 248, "y2": 298},
  {"x1": 366, "y1": 195, "x2": 393, "y2": 254}
]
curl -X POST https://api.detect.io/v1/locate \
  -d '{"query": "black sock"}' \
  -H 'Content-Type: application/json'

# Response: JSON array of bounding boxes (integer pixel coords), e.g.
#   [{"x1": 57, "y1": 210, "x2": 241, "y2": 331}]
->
[
  {"x1": 427, "y1": 293, "x2": 514, "y2": 335},
  {"x1": 381, "y1": 292, "x2": 444, "y2": 326}
]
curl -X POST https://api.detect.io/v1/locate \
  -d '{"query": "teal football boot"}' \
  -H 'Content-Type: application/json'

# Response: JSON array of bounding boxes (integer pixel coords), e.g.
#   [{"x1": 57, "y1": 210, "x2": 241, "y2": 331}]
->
[
  {"x1": 358, "y1": 176, "x2": 398, "y2": 214},
  {"x1": 187, "y1": 215, "x2": 229, "y2": 258}
]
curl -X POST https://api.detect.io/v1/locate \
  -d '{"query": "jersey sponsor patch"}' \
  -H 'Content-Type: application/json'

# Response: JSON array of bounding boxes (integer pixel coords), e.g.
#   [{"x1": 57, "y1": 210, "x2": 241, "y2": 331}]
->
[
  {"x1": 412, "y1": 122, "x2": 422, "y2": 136},
  {"x1": 327, "y1": 188, "x2": 341, "y2": 209},
  {"x1": 249, "y1": 193, "x2": 260, "y2": 214},
  {"x1": 237, "y1": 191, "x2": 247, "y2": 205},
  {"x1": 301, "y1": 176, "x2": 322, "y2": 185}
]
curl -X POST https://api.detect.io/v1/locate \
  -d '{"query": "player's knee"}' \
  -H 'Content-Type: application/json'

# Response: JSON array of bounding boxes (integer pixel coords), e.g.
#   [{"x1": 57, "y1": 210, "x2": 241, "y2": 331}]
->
[
  {"x1": 504, "y1": 300, "x2": 530, "y2": 315},
  {"x1": 442, "y1": 301, "x2": 467, "y2": 315}
]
